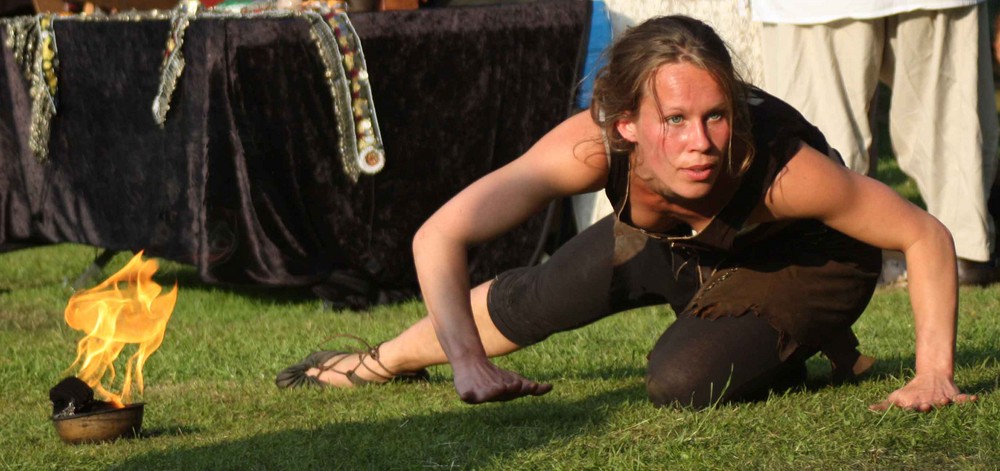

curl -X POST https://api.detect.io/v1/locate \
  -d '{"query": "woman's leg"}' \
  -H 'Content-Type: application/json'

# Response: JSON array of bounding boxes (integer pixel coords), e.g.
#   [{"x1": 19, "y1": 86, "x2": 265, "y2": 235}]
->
[
  {"x1": 645, "y1": 313, "x2": 816, "y2": 408},
  {"x1": 309, "y1": 279, "x2": 517, "y2": 385},
  {"x1": 645, "y1": 227, "x2": 882, "y2": 407},
  {"x1": 310, "y1": 215, "x2": 692, "y2": 386}
]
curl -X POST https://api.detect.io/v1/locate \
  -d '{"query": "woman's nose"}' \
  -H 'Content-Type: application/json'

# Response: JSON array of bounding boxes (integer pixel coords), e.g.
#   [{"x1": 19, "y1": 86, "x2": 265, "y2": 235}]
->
[{"x1": 686, "y1": 121, "x2": 710, "y2": 152}]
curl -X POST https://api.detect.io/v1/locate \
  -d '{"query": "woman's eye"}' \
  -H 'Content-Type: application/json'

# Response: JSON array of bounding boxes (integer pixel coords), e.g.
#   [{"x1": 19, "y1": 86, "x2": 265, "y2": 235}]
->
[
  {"x1": 707, "y1": 112, "x2": 724, "y2": 121},
  {"x1": 666, "y1": 115, "x2": 684, "y2": 125}
]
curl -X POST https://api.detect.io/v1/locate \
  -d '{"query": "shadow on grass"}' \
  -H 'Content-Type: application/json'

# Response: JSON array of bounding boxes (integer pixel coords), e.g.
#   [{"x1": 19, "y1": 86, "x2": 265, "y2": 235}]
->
[
  {"x1": 157, "y1": 268, "x2": 322, "y2": 306},
  {"x1": 531, "y1": 344, "x2": 999, "y2": 402},
  {"x1": 41, "y1": 252, "x2": 324, "y2": 307},
  {"x1": 153, "y1": 263, "x2": 422, "y2": 309},
  {"x1": 818, "y1": 346, "x2": 1000, "y2": 395},
  {"x1": 559, "y1": 365, "x2": 646, "y2": 381},
  {"x1": 140, "y1": 424, "x2": 206, "y2": 439},
  {"x1": 101, "y1": 346, "x2": 1000, "y2": 469},
  {"x1": 111, "y1": 385, "x2": 646, "y2": 470}
]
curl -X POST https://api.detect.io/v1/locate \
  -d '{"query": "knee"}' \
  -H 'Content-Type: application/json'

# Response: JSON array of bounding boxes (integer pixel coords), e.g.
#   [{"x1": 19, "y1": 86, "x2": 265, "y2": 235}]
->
[{"x1": 645, "y1": 365, "x2": 720, "y2": 409}]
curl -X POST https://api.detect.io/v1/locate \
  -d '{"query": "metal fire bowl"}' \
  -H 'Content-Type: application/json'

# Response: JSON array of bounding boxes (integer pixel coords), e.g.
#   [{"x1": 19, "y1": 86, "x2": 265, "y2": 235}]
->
[{"x1": 52, "y1": 403, "x2": 144, "y2": 444}]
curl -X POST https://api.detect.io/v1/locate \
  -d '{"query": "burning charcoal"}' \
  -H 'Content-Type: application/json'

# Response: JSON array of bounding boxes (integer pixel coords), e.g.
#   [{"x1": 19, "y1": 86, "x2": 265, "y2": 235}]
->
[
  {"x1": 50, "y1": 252, "x2": 170, "y2": 443},
  {"x1": 49, "y1": 377, "x2": 94, "y2": 418}
]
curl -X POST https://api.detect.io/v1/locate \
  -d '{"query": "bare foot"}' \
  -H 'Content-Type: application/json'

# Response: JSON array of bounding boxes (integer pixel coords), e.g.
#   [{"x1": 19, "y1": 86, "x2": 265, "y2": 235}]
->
[{"x1": 852, "y1": 354, "x2": 876, "y2": 377}]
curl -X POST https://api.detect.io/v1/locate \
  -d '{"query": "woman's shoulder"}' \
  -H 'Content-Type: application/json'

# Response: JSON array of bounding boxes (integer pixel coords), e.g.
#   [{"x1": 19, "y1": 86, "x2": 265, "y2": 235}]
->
[
  {"x1": 746, "y1": 86, "x2": 831, "y2": 161},
  {"x1": 746, "y1": 87, "x2": 819, "y2": 138}
]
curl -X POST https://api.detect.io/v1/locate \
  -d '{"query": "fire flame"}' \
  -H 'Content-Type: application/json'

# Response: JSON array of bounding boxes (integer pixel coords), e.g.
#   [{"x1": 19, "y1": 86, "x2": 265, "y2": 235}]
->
[{"x1": 64, "y1": 251, "x2": 177, "y2": 407}]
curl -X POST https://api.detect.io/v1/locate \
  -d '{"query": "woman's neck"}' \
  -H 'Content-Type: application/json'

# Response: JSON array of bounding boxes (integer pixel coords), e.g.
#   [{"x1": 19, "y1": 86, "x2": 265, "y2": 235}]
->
[{"x1": 627, "y1": 171, "x2": 740, "y2": 234}]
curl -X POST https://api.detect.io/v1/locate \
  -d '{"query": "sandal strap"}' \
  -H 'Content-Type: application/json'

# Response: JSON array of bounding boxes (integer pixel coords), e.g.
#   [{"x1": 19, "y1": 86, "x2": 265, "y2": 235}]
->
[
  {"x1": 311, "y1": 351, "x2": 355, "y2": 379},
  {"x1": 308, "y1": 352, "x2": 381, "y2": 387},
  {"x1": 346, "y1": 370, "x2": 374, "y2": 386},
  {"x1": 316, "y1": 334, "x2": 401, "y2": 382},
  {"x1": 355, "y1": 343, "x2": 398, "y2": 381}
]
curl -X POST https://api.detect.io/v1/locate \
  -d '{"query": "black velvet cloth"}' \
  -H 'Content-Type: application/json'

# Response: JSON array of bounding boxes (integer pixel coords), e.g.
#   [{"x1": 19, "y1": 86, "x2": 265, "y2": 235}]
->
[{"x1": 0, "y1": 1, "x2": 590, "y2": 298}]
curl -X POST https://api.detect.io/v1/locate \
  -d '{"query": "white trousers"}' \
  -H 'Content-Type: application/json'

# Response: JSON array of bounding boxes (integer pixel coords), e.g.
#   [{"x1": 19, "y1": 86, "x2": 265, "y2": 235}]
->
[{"x1": 761, "y1": 4, "x2": 999, "y2": 261}]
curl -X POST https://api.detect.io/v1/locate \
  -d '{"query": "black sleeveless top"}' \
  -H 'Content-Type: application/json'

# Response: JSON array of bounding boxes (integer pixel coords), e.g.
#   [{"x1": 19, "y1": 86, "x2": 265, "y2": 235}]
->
[{"x1": 603, "y1": 87, "x2": 838, "y2": 280}]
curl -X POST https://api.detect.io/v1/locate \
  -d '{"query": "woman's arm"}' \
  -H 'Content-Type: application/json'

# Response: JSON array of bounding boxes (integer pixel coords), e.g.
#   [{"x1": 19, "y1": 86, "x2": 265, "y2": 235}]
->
[
  {"x1": 763, "y1": 143, "x2": 977, "y2": 411},
  {"x1": 413, "y1": 111, "x2": 608, "y2": 404}
]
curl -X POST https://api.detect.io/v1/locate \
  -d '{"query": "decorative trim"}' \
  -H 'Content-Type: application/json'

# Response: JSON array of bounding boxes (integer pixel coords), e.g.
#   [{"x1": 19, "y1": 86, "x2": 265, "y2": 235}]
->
[
  {"x1": 2, "y1": 15, "x2": 58, "y2": 162},
  {"x1": 329, "y1": 12, "x2": 384, "y2": 178},
  {"x1": 1, "y1": 5, "x2": 386, "y2": 181},
  {"x1": 306, "y1": 11, "x2": 360, "y2": 181},
  {"x1": 152, "y1": 0, "x2": 200, "y2": 126}
]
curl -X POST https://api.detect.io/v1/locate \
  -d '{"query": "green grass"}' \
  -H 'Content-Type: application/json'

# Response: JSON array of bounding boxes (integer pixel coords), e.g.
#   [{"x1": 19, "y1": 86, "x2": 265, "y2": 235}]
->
[
  {"x1": 875, "y1": 157, "x2": 925, "y2": 209},
  {"x1": 1, "y1": 244, "x2": 999, "y2": 470}
]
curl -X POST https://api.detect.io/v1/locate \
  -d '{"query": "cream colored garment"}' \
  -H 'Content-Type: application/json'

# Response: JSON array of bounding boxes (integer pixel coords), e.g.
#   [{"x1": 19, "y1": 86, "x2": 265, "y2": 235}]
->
[
  {"x1": 604, "y1": 0, "x2": 763, "y2": 85},
  {"x1": 573, "y1": 0, "x2": 765, "y2": 232},
  {"x1": 752, "y1": 0, "x2": 981, "y2": 24},
  {"x1": 760, "y1": 4, "x2": 998, "y2": 261}
]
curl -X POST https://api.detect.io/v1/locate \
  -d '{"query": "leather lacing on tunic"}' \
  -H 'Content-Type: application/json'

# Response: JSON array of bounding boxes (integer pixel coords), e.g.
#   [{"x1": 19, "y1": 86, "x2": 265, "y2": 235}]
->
[{"x1": 599, "y1": 87, "x2": 881, "y2": 361}]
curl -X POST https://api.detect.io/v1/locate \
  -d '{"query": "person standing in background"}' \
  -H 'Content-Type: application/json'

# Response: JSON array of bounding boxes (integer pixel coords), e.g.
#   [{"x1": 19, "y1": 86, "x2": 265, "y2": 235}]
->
[{"x1": 753, "y1": 0, "x2": 1000, "y2": 285}]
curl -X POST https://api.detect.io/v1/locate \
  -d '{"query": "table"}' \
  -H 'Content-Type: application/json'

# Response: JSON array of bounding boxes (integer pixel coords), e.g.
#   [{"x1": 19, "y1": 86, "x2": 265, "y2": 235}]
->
[{"x1": 0, "y1": 2, "x2": 590, "y2": 303}]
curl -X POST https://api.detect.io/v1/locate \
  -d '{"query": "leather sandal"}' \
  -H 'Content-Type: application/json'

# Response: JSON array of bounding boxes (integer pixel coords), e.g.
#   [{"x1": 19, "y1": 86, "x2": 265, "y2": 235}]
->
[{"x1": 275, "y1": 334, "x2": 430, "y2": 389}]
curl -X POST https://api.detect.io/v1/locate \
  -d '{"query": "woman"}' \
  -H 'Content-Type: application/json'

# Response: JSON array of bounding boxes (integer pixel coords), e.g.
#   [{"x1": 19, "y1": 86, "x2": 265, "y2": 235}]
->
[{"x1": 277, "y1": 16, "x2": 974, "y2": 411}]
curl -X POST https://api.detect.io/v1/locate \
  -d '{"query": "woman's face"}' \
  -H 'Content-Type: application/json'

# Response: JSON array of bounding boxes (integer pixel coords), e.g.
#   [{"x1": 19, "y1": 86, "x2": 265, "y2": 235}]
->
[{"x1": 616, "y1": 63, "x2": 732, "y2": 202}]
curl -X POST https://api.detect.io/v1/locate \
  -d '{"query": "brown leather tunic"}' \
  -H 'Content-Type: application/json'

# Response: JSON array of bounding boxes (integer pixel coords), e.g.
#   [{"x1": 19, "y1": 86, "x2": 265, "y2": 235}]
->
[{"x1": 604, "y1": 87, "x2": 882, "y2": 358}]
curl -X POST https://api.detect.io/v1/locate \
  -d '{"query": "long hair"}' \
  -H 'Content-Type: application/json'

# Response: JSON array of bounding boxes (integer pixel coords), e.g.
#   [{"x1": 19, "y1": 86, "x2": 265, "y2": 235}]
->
[{"x1": 590, "y1": 15, "x2": 754, "y2": 175}]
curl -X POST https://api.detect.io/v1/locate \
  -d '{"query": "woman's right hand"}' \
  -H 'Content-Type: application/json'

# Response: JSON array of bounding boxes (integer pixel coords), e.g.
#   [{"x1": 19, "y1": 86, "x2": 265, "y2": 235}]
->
[
  {"x1": 413, "y1": 111, "x2": 603, "y2": 404},
  {"x1": 452, "y1": 358, "x2": 552, "y2": 404}
]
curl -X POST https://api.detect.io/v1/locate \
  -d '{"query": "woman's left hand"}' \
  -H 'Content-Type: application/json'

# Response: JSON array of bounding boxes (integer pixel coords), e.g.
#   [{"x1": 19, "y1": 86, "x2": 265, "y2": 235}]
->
[{"x1": 870, "y1": 373, "x2": 977, "y2": 412}]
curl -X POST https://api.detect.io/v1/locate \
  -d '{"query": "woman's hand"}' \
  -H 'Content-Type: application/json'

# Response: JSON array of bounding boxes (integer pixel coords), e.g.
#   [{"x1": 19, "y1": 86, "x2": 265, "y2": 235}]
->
[
  {"x1": 452, "y1": 358, "x2": 552, "y2": 404},
  {"x1": 768, "y1": 146, "x2": 971, "y2": 414},
  {"x1": 870, "y1": 373, "x2": 977, "y2": 412}
]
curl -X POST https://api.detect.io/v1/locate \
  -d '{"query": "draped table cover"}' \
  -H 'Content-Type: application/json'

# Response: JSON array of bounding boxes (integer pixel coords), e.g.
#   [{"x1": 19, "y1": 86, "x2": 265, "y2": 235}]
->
[{"x1": 0, "y1": 1, "x2": 590, "y2": 302}]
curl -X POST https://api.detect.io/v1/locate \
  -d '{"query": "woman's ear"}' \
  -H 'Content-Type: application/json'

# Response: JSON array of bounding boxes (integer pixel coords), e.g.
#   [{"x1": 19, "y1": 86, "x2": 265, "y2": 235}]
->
[{"x1": 616, "y1": 116, "x2": 638, "y2": 143}]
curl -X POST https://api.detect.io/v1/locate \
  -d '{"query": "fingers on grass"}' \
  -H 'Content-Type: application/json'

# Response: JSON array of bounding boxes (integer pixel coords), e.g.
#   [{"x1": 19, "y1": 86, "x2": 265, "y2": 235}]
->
[
  {"x1": 868, "y1": 400, "x2": 890, "y2": 411},
  {"x1": 953, "y1": 393, "x2": 977, "y2": 404},
  {"x1": 870, "y1": 393, "x2": 978, "y2": 412},
  {"x1": 533, "y1": 383, "x2": 553, "y2": 396},
  {"x1": 496, "y1": 380, "x2": 552, "y2": 401},
  {"x1": 512, "y1": 380, "x2": 549, "y2": 399},
  {"x1": 496, "y1": 384, "x2": 534, "y2": 402}
]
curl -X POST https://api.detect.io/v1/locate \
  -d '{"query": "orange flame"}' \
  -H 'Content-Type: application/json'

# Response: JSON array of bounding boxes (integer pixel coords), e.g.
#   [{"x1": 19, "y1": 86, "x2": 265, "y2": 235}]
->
[{"x1": 64, "y1": 251, "x2": 177, "y2": 407}]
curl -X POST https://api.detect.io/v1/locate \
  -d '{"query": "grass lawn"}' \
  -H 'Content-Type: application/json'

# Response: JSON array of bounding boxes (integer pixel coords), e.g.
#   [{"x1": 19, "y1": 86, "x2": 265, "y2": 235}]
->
[
  {"x1": 2, "y1": 154, "x2": 999, "y2": 469},
  {"x1": 2, "y1": 246, "x2": 999, "y2": 469}
]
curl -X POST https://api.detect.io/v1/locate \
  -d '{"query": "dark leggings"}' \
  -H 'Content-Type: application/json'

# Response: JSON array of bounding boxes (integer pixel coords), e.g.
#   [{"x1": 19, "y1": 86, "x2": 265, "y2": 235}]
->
[
  {"x1": 645, "y1": 314, "x2": 815, "y2": 407},
  {"x1": 487, "y1": 215, "x2": 874, "y2": 408}
]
